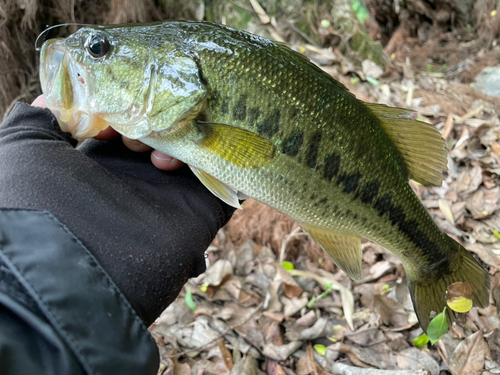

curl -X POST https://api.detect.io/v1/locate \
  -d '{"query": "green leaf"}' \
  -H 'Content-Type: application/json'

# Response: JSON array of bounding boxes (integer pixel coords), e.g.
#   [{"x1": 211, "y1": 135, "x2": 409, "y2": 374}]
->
[
  {"x1": 382, "y1": 284, "x2": 390, "y2": 291},
  {"x1": 282, "y1": 261, "x2": 295, "y2": 271},
  {"x1": 426, "y1": 307, "x2": 448, "y2": 344},
  {"x1": 185, "y1": 288, "x2": 196, "y2": 311},
  {"x1": 314, "y1": 344, "x2": 327, "y2": 356},
  {"x1": 412, "y1": 333, "x2": 430, "y2": 347}
]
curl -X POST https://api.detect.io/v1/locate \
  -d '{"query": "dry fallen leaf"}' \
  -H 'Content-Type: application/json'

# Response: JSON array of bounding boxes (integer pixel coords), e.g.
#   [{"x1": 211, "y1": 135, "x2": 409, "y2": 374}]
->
[
  {"x1": 372, "y1": 294, "x2": 409, "y2": 328},
  {"x1": 448, "y1": 331, "x2": 491, "y2": 375}
]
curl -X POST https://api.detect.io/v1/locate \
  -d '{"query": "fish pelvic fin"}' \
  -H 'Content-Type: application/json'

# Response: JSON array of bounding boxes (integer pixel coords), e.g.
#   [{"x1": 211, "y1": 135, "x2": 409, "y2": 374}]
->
[
  {"x1": 300, "y1": 224, "x2": 362, "y2": 280},
  {"x1": 366, "y1": 103, "x2": 448, "y2": 186},
  {"x1": 189, "y1": 166, "x2": 243, "y2": 210},
  {"x1": 408, "y1": 243, "x2": 490, "y2": 333}
]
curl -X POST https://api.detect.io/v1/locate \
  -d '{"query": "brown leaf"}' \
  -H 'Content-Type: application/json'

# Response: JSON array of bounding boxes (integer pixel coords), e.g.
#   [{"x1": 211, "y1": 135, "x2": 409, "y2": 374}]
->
[
  {"x1": 372, "y1": 294, "x2": 409, "y2": 328},
  {"x1": 455, "y1": 164, "x2": 483, "y2": 196},
  {"x1": 465, "y1": 187, "x2": 500, "y2": 219},
  {"x1": 447, "y1": 282, "x2": 473, "y2": 302},
  {"x1": 262, "y1": 341, "x2": 303, "y2": 361},
  {"x1": 218, "y1": 339, "x2": 233, "y2": 371},
  {"x1": 396, "y1": 347, "x2": 440, "y2": 375},
  {"x1": 296, "y1": 310, "x2": 318, "y2": 327},
  {"x1": 275, "y1": 265, "x2": 303, "y2": 298},
  {"x1": 265, "y1": 359, "x2": 287, "y2": 375},
  {"x1": 282, "y1": 296, "x2": 308, "y2": 317},
  {"x1": 229, "y1": 356, "x2": 261, "y2": 375},
  {"x1": 203, "y1": 259, "x2": 233, "y2": 297},
  {"x1": 449, "y1": 331, "x2": 491, "y2": 375},
  {"x1": 296, "y1": 353, "x2": 315, "y2": 375}
]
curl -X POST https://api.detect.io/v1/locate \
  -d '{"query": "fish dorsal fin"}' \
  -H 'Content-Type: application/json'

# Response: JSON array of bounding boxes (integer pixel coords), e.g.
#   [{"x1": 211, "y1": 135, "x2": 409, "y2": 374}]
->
[
  {"x1": 195, "y1": 122, "x2": 277, "y2": 169},
  {"x1": 366, "y1": 103, "x2": 448, "y2": 186},
  {"x1": 300, "y1": 224, "x2": 362, "y2": 280},
  {"x1": 189, "y1": 165, "x2": 243, "y2": 210}
]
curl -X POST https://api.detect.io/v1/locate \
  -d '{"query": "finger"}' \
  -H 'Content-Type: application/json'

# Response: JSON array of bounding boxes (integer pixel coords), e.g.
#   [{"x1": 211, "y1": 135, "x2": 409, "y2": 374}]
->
[
  {"x1": 31, "y1": 95, "x2": 47, "y2": 108},
  {"x1": 151, "y1": 150, "x2": 185, "y2": 170},
  {"x1": 122, "y1": 136, "x2": 152, "y2": 153},
  {"x1": 94, "y1": 127, "x2": 121, "y2": 140}
]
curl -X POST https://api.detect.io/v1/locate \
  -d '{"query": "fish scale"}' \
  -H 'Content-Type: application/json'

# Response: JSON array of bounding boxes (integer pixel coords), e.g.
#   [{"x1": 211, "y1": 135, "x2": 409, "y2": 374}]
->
[{"x1": 39, "y1": 20, "x2": 490, "y2": 332}]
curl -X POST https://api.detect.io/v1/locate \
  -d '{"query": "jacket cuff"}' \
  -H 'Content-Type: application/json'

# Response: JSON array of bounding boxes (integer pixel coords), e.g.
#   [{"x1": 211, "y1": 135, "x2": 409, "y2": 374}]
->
[{"x1": 0, "y1": 209, "x2": 159, "y2": 375}]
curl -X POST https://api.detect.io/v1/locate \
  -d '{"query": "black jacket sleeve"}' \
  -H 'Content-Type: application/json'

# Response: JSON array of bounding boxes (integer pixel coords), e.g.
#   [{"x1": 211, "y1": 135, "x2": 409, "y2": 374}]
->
[{"x1": 0, "y1": 209, "x2": 159, "y2": 375}]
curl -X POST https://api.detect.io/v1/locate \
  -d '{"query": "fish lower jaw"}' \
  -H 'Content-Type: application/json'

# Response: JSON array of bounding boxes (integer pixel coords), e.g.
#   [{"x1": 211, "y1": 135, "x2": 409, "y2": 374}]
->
[{"x1": 54, "y1": 107, "x2": 110, "y2": 139}]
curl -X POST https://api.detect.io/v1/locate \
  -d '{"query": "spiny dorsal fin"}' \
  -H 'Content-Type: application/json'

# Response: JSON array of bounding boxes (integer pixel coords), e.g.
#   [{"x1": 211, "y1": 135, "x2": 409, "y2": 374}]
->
[
  {"x1": 300, "y1": 224, "x2": 362, "y2": 280},
  {"x1": 189, "y1": 165, "x2": 243, "y2": 210},
  {"x1": 195, "y1": 122, "x2": 277, "y2": 169},
  {"x1": 366, "y1": 103, "x2": 448, "y2": 186}
]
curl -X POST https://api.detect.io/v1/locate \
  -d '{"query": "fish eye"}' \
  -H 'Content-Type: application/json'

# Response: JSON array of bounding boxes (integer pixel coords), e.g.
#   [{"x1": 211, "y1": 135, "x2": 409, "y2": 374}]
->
[{"x1": 85, "y1": 33, "x2": 109, "y2": 59}]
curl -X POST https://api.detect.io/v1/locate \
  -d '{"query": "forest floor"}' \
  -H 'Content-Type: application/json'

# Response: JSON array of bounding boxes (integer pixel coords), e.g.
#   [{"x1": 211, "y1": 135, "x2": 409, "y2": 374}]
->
[{"x1": 150, "y1": 11, "x2": 500, "y2": 375}]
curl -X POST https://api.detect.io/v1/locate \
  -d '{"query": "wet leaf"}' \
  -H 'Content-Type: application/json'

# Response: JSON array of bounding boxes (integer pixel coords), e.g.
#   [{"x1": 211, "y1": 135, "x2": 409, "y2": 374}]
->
[{"x1": 426, "y1": 307, "x2": 448, "y2": 344}]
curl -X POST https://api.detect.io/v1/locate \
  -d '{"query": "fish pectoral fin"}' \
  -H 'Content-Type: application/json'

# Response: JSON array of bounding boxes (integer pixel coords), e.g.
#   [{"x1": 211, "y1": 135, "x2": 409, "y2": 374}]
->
[
  {"x1": 195, "y1": 121, "x2": 277, "y2": 169},
  {"x1": 189, "y1": 165, "x2": 243, "y2": 210},
  {"x1": 366, "y1": 103, "x2": 447, "y2": 186},
  {"x1": 300, "y1": 224, "x2": 362, "y2": 280}
]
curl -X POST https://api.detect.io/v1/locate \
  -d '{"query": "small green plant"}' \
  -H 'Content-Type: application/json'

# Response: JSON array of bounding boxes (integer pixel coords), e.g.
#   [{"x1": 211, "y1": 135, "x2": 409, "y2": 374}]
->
[
  {"x1": 307, "y1": 282, "x2": 333, "y2": 308},
  {"x1": 185, "y1": 288, "x2": 196, "y2": 311},
  {"x1": 282, "y1": 261, "x2": 295, "y2": 271}
]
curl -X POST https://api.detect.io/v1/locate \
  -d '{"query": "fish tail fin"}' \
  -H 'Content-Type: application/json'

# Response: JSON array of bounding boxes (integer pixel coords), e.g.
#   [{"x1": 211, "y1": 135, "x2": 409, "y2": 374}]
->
[{"x1": 408, "y1": 243, "x2": 490, "y2": 333}]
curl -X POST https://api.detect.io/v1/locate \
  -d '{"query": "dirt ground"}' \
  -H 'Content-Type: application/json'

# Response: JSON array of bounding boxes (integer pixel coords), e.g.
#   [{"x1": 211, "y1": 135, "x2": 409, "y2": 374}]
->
[{"x1": 4, "y1": 0, "x2": 500, "y2": 374}]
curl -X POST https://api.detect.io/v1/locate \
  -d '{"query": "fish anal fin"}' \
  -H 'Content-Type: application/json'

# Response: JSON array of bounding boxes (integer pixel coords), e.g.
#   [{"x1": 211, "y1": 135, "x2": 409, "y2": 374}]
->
[
  {"x1": 301, "y1": 224, "x2": 362, "y2": 280},
  {"x1": 195, "y1": 121, "x2": 277, "y2": 169},
  {"x1": 189, "y1": 165, "x2": 242, "y2": 210},
  {"x1": 366, "y1": 102, "x2": 447, "y2": 186}
]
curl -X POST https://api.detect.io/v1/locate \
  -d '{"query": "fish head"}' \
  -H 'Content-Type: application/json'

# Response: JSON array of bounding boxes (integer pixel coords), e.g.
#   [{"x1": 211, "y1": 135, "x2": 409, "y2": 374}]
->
[{"x1": 40, "y1": 24, "x2": 207, "y2": 139}]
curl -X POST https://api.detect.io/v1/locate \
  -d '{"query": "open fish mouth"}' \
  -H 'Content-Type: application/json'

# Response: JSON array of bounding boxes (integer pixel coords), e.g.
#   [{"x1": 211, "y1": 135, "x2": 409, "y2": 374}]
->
[{"x1": 40, "y1": 38, "x2": 109, "y2": 139}]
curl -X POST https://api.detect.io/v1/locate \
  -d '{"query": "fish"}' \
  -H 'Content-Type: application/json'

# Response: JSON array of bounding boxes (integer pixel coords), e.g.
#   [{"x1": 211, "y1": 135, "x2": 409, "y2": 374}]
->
[{"x1": 39, "y1": 21, "x2": 490, "y2": 332}]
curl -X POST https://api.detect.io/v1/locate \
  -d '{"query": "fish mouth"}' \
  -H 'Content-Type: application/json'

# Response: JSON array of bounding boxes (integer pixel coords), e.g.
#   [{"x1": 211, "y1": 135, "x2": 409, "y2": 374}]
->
[{"x1": 40, "y1": 38, "x2": 109, "y2": 139}]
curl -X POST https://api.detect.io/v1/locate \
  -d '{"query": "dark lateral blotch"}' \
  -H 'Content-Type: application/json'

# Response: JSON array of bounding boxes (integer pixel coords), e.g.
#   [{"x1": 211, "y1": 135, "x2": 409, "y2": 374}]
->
[
  {"x1": 232, "y1": 94, "x2": 247, "y2": 121},
  {"x1": 359, "y1": 180, "x2": 380, "y2": 204},
  {"x1": 281, "y1": 131, "x2": 304, "y2": 156},
  {"x1": 257, "y1": 109, "x2": 281, "y2": 137},
  {"x1": 338, "y1": 172, "x2": 362, "y2": 194},
  {"x1": 323, "y1": 153, "x2": 341, "y2": 181},
  {"x1": 305, "y1": 131, "x2": 322, "y2": 169}
]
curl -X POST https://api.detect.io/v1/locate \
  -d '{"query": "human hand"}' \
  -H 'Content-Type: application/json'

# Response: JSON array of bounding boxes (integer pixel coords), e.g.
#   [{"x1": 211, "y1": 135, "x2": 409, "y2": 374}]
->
[{"x1": 0, "y1": 101, "x2": 234, "y2": 325}]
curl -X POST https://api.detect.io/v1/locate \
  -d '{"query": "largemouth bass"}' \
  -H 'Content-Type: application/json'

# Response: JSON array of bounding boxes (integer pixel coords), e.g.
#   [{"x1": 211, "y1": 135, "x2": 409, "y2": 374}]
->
[{"x1": 39, "y1": 21, "x2": 490, "y2": 331}]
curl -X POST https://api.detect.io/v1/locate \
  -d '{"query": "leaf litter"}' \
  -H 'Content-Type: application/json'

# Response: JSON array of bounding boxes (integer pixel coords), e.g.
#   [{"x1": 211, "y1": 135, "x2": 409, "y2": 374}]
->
[{"x1": 148, "y1": 12, "x2": 500, "y2": 373}]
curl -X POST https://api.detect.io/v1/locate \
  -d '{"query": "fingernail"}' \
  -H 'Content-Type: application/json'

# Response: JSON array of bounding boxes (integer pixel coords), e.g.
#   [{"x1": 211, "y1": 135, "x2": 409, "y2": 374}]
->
[{"x1": 152, "y1": 151, "x2": 175, "y2": 162}]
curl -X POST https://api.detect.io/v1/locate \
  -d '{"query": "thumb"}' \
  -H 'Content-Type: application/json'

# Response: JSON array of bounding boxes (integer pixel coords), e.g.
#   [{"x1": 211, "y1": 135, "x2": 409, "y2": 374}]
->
[{"x1": 31, "y1": 94, "x2": 48, "y2": 108}]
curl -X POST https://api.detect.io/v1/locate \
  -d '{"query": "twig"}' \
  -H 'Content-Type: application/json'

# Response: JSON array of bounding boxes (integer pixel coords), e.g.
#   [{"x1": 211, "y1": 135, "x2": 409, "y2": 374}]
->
[
  {"x1": 164, "y1": 301, "x2": 264, "y2": 358},
  {"x1": 456, "y1": 104, "x2": 484, "y2": 124}
]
